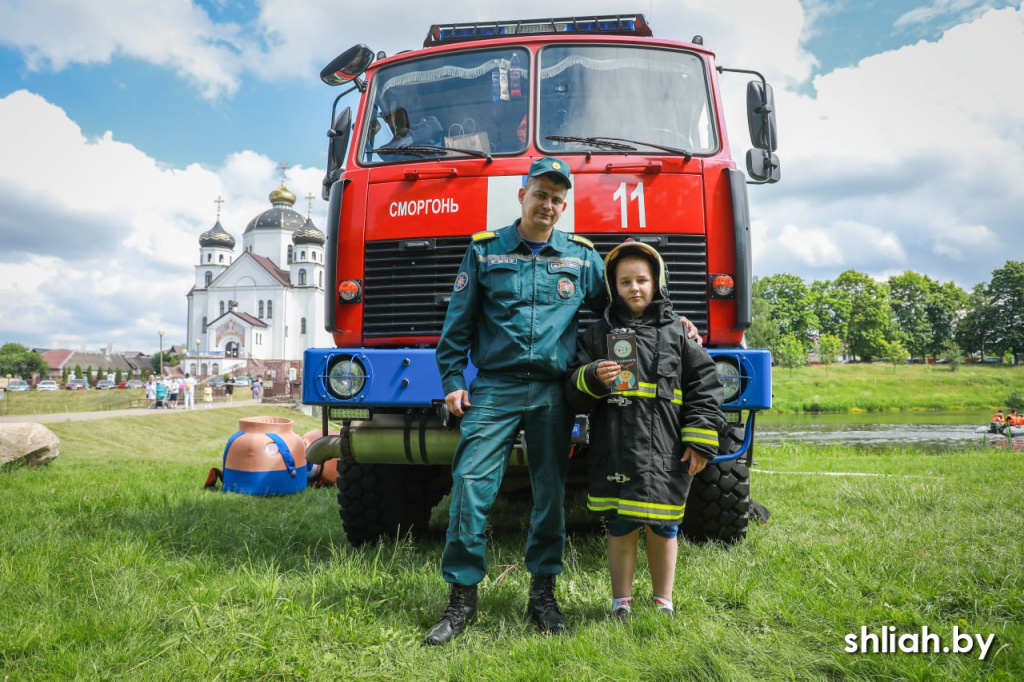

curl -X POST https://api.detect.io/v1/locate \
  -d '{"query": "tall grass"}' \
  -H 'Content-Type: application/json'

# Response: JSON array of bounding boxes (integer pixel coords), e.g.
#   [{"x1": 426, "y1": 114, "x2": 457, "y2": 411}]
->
[
  {"x1": 1, "y1": 407, "x2": 1021, "y2": 679},
  {"x1": 771, "y1": 362, "x2": 1024, "y2": 413}
]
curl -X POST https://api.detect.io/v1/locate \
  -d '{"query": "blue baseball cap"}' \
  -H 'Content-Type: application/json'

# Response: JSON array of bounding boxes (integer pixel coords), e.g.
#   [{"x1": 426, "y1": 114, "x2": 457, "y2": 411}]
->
[{"x1": 528, "y1": 156, "x2": 572, "y2": 189}]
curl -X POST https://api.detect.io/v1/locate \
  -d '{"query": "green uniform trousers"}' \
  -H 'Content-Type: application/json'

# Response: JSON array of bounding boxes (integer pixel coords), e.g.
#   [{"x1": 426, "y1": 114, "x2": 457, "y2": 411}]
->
[{"x1": 441, "y1": 374, "x2": 572, "y2": 586}]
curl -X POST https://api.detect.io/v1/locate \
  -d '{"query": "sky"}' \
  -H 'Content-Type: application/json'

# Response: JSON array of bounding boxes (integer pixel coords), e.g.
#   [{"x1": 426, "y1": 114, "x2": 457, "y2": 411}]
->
[{"x1": 1, "y1": 0, "x2": 1022, "y2": 353}]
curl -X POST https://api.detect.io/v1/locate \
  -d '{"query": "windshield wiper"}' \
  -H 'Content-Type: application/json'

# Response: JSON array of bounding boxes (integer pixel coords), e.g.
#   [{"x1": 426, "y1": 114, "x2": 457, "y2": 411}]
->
[
  {"x1": 545, "y1": 135, "x2": 692, "y2": 160},
  {"x1": 368, "y1": 144, "x2": 493, "y2": 162},
  {"x1": 591, "y1": 137, "x2": 693, "y2": 161},
  {"x1": 545, "y1": 135, "x2": 636, "y2": 151}
]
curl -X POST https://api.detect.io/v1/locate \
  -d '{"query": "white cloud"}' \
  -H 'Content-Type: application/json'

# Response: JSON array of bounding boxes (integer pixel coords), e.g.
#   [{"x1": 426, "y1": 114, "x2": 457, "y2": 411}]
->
[
  {"x1": 0, "y1": 0, "x2": 246, "y2": 99},
  {"x1": 0, "y1": 90, "x2": 327, "y2": 351},
  {"x1": 751, "y1": 3, "x2": 1024, "y2": 287},
  {"x1": 776, "y1": 224, "x2": 844, "y2": 267},
  {"x1": 0, "y1": 0, "x2": 815, "y2": 99}
]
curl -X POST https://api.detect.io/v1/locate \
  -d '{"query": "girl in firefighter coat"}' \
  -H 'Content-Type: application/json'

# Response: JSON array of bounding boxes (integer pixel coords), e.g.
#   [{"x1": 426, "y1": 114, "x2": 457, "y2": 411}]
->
[{"x1": 566, "y1": 240, "x2": 726, "y2": 620}]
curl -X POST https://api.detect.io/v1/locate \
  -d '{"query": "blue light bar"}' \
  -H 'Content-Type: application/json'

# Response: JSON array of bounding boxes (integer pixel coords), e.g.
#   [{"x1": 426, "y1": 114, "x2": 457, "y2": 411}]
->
[{"x1": 425, "y1": 14, "x2": 652, "y2": 47}]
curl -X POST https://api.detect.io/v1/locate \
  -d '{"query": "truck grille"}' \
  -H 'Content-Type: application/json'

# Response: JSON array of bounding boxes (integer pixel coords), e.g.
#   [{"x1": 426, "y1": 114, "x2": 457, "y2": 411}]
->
[{"x1": 362, "y1": 233, "x2": 708, "y2": 337}]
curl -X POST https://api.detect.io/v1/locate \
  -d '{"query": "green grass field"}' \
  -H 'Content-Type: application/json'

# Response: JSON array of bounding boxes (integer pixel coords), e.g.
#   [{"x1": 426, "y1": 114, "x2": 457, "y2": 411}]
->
[
  {"x1": 0, "y1": 387, "x2": 148, "y2": 416},
  {"x1": 771, "y1": 362, "x2": 1024, "y2": 413},
  {"x1": 1, "y1": 407, "x2": 1021, "y2": 679}
]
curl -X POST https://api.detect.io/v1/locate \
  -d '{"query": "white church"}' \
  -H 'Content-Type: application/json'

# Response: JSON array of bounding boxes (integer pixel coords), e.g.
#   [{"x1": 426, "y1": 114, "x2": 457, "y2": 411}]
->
[{"x1": 185, "y1": 173, "x2": 332, "y2": 376}]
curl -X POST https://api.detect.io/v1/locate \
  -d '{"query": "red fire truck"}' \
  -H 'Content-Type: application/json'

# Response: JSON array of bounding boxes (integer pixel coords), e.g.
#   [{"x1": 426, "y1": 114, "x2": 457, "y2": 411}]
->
[{"x1": 302, "y1": 15, "x2": 778, "y2": 546}]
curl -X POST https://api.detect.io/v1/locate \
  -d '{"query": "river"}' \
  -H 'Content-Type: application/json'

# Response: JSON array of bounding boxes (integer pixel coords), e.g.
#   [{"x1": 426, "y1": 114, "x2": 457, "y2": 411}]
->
[{"x1": 756, "y1": 410, "x2": 1022, "y2": 452}]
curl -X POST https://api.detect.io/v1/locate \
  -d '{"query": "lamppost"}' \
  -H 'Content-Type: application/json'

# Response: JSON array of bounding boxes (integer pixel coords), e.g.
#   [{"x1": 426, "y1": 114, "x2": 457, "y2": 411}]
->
[
  {"x1": 158, "y1": 329, "x2": 165, "y2": 377},
  {"x1": 195, "y1": 339, "x2": 202, "y2": 376}
]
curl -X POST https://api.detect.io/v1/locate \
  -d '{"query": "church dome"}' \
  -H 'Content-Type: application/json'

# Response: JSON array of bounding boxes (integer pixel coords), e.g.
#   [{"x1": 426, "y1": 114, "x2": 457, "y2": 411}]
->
[
  {"x1": 292, "y1": 217, "x2": 326, "y2": 246},
  {"x1": 244, "y1": 182, "x2": 306, "y2": 234},
  {"x1": 269, "y1": 183, "x2": 296, "y2": 206},
  {"x1": 199, "y1": 220, "x2": 236, "y2": 248}
]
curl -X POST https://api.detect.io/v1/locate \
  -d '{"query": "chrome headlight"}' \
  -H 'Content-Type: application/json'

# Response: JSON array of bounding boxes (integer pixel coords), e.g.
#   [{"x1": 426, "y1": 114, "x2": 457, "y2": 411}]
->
[
  {"x1": 327, "y1": 357, "x2": 367, "y2": 399},
  {"x1": 714, "y1": 358, "x2": 742, "y2": 403}
]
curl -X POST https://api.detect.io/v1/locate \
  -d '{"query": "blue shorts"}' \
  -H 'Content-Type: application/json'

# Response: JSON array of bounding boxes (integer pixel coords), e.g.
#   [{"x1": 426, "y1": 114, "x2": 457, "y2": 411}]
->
[{"x1": 607, "y1": 517, "x2": 678, "y2": 539}]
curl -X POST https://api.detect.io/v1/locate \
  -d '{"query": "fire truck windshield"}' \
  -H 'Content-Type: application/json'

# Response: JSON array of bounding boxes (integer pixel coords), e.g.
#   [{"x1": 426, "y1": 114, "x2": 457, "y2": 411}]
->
[
  {"x1": 538, "y1": 45, "x2": 716, "y2": 155},
  {"x1": 361, "y1": 48, "x2": 530, "y2": 163}
]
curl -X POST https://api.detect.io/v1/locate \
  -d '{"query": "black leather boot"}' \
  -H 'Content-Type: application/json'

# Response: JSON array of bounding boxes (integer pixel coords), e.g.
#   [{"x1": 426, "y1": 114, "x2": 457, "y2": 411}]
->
[
  {"x1": 527, "y1": 574, "x2": 567, "y2": 634},
  {"x1": 423, "y1": 583, "x2": 478, "y2": 646}
]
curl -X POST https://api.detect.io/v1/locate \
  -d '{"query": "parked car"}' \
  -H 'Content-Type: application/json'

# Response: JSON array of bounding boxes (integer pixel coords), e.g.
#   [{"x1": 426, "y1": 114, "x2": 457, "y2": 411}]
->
[
  {"x1": 120, "y1": 379, "x2": 145, "y2": 389},
  {"x1": 208, "y1": 377, "x2": 225, "y2": 388},
  {"x1": 96, "y1": 380, "x2": 116, "y2": 390},
  {"x1": 7, "y1": 380, "x2": 30, "y2": 392},
  {"x1": 36, "y1": 380, "x2": 59, "y2": 391},
  {"x1": 232, "y1": 377, "x2": 251, "y2": 387},
  {"x1": 66, "y1": 379, "x2": 87, "y2": 390}
]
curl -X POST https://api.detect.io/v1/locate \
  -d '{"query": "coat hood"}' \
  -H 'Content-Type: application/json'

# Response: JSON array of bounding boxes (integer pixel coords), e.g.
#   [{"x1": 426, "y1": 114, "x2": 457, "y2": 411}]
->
[{"x1": 604, "y1": 239, "x2": 670, "y2": 303}]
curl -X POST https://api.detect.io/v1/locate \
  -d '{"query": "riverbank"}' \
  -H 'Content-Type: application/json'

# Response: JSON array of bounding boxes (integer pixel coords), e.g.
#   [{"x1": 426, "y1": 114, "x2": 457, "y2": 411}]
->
[
  {"x1": 770, "y1": 363, "x2": 1023, "y2": 414},
  {"x1": 1, "y1": 408, "x2": 1021, "y2": 678}
]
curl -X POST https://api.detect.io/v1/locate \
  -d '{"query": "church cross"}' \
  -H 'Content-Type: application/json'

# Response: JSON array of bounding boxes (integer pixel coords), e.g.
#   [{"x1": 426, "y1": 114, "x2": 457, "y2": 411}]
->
[
  {"x1": 278, "y1": 162, "x2": 290, "y2": 185},
  {"x1": 214, "y1": 195, "x2": 224, "y2": 221}
]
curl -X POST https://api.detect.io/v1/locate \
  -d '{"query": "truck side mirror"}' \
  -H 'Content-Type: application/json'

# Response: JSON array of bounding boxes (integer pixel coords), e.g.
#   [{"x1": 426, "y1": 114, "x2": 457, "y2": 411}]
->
[
  {"x1": 320, "y1": 44, "x2": 375, "y2": 86},
  {"x1": 746, "y1": 81, "x2": 778, "y2": 152},
  {"x1": 323, "y1": 107, "x2": 352, "y2": 199},
  {"x1": 746, "y1": 149, "x2": 781, "y2": 183}
]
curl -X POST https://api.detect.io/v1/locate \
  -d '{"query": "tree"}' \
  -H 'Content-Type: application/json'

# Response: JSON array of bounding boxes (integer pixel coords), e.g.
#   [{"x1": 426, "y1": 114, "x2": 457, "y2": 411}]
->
[
  {"x1": 756, "y1": 274, "x2": 818, "y2": 349},
  {"x1": 745, "y1": 282, "x2": 780, "y2": 354},
  {"x1": 940, "y1": 341, "x2": 964, "y2": 372},
  {"x1": 115, "y1": 367, "x2": 123, "y2": 384},
  {"x1": 73, "y1": 364, "x2": 82, "y2": 379},
  {"x1": 986, "y1": 261, "x2": 1024, "y2": 364},
  {"x1": 61, "y1": 366, "x2": 69, "y2": 383},
  {"x1": 0, "y1": 343, "x2": 49, "y2": 379},
  {"x1": 817, "y1": 333, "x2": 843, "y2": 376},
  {"x1": 955, "y1": 282, "x2": 995, "y2": 358},
  {"x1": 777, "y1": 334, "x2": 807, "y2": 375},
  {"x1": 884, "y1": 340, "x2": 909, "y2": 372},
  {"x1": 151, "y1": 352, "x2": 180, "y2": 375},
  {"x1": 926, "y1": 280, "x2": 967, "y2": 358},
  {"x1": 85, "y1": 365, "x2": 93, "y2": 386},
  {"x1": 887, "y1": 271, "x2": 935, "y2": 359},
  {"x1": 815, "y1": 271, "x2": 892, "y2": 361}
]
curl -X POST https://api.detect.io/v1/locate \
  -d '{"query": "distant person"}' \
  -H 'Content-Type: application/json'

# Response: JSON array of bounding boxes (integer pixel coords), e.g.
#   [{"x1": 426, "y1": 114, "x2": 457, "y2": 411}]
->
[
  {"x1": 203, "y1": 383, "x2": 213, "y2": 408},
  {"x1": 146, "y1": 376, "x2": 157, "y2": 409},
  {"x1": 169, "y1": 378, "x2": 180, "y2": 409},
  {"x1": 252, "y1": 377, "x2": 263, "y2": 403},
  {"x1": 565, "y1": 240, "x2": 725, "y2": 621},
  {"x1": 991, "y1": 410, "x2": 1005, "y2": 433},
  {"x1": 224, "y1": 376, "x2": 234, "y2": 404},
  {"x1": 183, "y1": 373, "x2": 197, "y2": 410}
]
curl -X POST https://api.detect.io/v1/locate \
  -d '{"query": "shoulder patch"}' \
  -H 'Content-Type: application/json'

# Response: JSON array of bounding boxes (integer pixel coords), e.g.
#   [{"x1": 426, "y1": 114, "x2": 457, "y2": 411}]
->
[
  {"x1": 472, "y1": 231, "x2": 497, "y2": 242},
  {"x1": 568, "y1": 234, "x2": 595, "y2": 249}
]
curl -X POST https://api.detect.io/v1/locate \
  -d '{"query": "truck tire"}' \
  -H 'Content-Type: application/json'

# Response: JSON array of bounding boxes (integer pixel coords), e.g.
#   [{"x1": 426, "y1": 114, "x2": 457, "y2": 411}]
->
[
  {"x1": 337, "y1": 461, "x2": 449, "y2": 546},
  {"x1": 680, "y1": 459, "x2": 750, "y2": 544}
]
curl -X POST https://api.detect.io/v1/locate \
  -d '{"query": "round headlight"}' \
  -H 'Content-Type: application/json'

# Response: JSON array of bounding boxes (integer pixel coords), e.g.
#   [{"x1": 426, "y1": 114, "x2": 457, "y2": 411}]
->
[
  {"x1": 714, "y1": 358, "x2": 742, "y2": 403},
  {"x1": 327, "y1": 357, "x2": 367, "y2": 399}
]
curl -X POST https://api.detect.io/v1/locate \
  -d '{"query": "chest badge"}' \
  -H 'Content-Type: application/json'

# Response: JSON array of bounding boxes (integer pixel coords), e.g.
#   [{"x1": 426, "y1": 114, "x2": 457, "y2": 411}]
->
[
  {"x1": 454, "y1": 271, "x2": 469, "y2": 292},
  {"x1": 556, "y1": 277, "x2": 575, "y2": 299}
]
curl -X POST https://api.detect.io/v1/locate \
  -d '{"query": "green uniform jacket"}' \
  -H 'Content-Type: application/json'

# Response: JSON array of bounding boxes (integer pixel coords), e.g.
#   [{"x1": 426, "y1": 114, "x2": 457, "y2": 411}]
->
[
  {"x1": 437, "y1": 221, "x2": 606, "y2": 396},
  {"x1": 566, "y1": 297, "x2": 726, "y2": 526}
]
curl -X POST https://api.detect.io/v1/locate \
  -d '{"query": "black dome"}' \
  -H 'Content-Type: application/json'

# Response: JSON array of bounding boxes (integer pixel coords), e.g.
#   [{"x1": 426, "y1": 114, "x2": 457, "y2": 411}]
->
[{"x1": 199, "y1": 220, "x2": 236, "y2": 248}]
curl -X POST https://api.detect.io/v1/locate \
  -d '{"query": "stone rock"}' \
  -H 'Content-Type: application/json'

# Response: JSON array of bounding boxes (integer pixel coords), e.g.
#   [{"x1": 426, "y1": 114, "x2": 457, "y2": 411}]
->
[{"x1": 0, "y1": 423, "x2": 60, "y2": 468}]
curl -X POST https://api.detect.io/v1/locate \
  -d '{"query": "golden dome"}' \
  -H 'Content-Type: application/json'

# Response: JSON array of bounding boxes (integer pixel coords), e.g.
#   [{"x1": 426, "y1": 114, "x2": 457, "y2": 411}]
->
[{"x1": 269, "y1": 183, "x2": 296, "y2": 206}]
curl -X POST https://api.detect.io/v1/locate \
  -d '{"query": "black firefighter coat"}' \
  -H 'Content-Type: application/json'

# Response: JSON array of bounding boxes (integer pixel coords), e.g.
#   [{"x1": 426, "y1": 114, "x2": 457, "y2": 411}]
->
[{"x1": 566, "y1": 296, "x2": 726, "y2": 527}]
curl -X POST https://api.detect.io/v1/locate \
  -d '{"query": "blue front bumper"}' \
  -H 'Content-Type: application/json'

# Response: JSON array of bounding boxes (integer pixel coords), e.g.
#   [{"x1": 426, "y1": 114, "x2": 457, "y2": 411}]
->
[{"x1": 302, "y1": 347, "x2": 772, "y2": 411}]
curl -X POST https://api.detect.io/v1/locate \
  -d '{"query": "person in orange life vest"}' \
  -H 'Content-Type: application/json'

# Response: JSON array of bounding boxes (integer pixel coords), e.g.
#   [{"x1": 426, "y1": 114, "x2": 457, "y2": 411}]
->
[{"x1": 991, "y1": 410, "x2": 1004, "y2": 433}]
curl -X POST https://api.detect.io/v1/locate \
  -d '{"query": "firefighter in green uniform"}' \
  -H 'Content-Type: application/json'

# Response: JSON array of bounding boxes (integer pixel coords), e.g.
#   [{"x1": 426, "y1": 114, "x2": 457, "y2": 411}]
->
[{"x1": 426, "y1": 157, "x2": 604, "y2": 645}]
